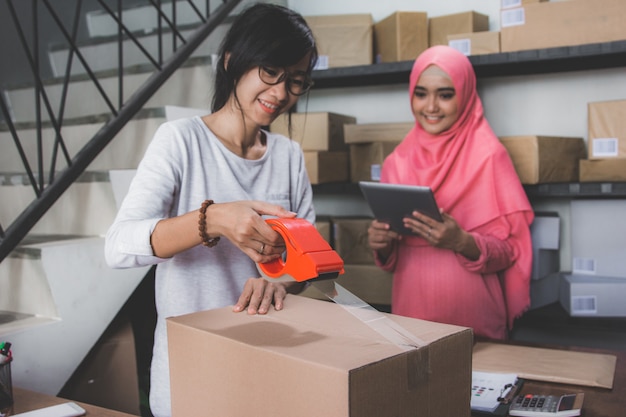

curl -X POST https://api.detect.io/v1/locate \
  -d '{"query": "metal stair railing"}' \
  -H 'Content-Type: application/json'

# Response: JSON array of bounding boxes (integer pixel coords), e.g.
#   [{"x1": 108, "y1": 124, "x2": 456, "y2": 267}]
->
[{"x1": 0, "y1": 0, "x2": 244, "y2": 263}]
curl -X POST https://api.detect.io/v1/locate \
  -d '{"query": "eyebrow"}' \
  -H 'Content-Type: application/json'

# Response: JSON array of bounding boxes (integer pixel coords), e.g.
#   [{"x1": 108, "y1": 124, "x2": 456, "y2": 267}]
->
[{"x1": 414, "y1": 86, "x2": 455, "y2": 93}]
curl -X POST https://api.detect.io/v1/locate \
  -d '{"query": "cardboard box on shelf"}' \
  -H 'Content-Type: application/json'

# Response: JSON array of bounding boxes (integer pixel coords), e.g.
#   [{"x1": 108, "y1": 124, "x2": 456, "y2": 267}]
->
[
  {"x1": 579, "y1": 158, "x2": 626, "y2": 182},
  {"x1": 270, "y1": 112, "x2": 356, "y2": 151},
  {"x1": 428, "y1": 11, "x2": 489, "y2": 47},
  {"x1": 332, "y1": 216, "x2": 375, "y2": 265},
  {"x1": 350, "y1": 141, "x2": 400, "y2": 183},
  {"x1": 500, "y1": 0, "x2": 626, "y2": 53},
  {"x1": 529, "y1": 212, "x2": 560, "y2": 281},
  {"x1": 559, "y1": 273, "x2": 626, "y2": 317},
  {"x1": 343, "y1": 122, "x2": 412, "y2": 145},
  {"x1": 588, "y1": 99, "x2": 626, "y2": 159},
  {"x1": 447, "y1": 31, "x2": 500, "y2": 56},
  {"x1": 304, "y1": 151, "x2": 349, "y2": 185},
  {"x1": 500, "y1": 0, "x2": 547, "y2": 9},
  {"x1": 315, "y1": 218, "x2": 332, "y2": 245},
  {"x1": 570, "y1": 199, "x2": 626, "y2": 278},
  {"x1": 300, "y1": 264, "x2": 393, "y2": 307},
  {"x1": 530, "y1": 272, "x2": 562, "y2": 310},
  {"x1": 167, "y1": 295, "x2": 473, "y2": 417},
  {"x1": 374, "y1": 11, "x2": 428, "y2": 63},
  {"x1": 305, "y1": 14, "x2": 373, "y2": 69},
  {"x1": 499, "y1": 135, "x2": 586, "y2": 184}
]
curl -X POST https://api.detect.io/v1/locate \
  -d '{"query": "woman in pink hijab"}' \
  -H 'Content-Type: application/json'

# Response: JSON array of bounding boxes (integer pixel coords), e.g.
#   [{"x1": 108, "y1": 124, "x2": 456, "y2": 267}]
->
[{"x1": 368, "y1": 46, "x2": 534, "y2": 340}]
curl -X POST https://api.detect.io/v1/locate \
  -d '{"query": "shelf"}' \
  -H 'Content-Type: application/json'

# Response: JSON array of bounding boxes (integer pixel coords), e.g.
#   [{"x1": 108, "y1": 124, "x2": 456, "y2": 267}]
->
[{"x1": 311, "y1": 40, "x2": 626, "y2": 89}]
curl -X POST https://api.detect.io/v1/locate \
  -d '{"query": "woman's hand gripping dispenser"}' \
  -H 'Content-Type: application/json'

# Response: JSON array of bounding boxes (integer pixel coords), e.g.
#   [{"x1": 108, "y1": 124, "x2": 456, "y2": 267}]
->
[{"x1": 258, "y1": 218, "x2": 344, "y2": 283}]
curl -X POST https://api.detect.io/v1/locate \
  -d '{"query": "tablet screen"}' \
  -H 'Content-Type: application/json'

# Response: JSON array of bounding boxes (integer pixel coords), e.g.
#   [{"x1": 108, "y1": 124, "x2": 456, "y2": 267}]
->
[{"x1": 359, "y1": 181, "x2": 442, "y2": 235}]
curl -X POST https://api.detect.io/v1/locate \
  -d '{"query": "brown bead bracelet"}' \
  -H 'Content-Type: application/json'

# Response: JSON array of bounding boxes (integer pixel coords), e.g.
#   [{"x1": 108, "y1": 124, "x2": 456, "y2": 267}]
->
[{"x1": 198, "y1": 199, "x2": 220, "y2": 248}]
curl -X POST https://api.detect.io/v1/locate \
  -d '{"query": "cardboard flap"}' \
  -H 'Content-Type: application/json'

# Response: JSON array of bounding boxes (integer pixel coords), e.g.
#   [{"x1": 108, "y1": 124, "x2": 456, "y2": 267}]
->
[{"x1": 472, "y1": 342, "x2": 617, "y2": 389}]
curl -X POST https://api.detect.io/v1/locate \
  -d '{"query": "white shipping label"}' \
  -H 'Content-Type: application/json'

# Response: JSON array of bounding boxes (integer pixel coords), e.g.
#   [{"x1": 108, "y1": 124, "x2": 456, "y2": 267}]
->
[
  {"x1": 592, "y1": 138, "x2": 619, "y2": 157},
  {"x1": 501, "y1": 8, "x2": 525, "y2": 28},
  {"x1": 449, "y1": 39, "x2": 471, "y2": 56},
  {"x1": 572, "y1": 257, "x2": 596, "y2": 275},
  {"x1": 571, "y1": 296, "x2": 597, "y2": 315},
  {"x1": 501, "y1": 0, "x2": 522, "y2": 9}
]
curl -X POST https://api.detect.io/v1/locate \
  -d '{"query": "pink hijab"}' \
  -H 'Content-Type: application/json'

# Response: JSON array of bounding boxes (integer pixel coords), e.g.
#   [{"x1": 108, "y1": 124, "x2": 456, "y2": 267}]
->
[{"x1": 382, "y1": 45, "x2": 534, "y2": 328}]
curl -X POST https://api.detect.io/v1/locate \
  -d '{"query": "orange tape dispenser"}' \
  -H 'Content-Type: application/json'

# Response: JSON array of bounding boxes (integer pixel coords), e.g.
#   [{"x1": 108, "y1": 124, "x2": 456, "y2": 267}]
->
[{"x1": 258, "y1": 218, "x2": 344, "y2": 283}]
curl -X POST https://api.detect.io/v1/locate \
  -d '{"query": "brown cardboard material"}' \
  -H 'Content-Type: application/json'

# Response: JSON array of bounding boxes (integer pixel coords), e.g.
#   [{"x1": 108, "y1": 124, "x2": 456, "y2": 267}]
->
[
  {"x1": 350, "y1": 141, "x2": 400, "y2": 183},
  {"x1": 374, "y1": 11, "x2": 428, "y2": 63},
  {"x1": 579, "y1": 158, "x2": 626, "y2": 182},
  {"x1": 271, "y1": 112, "x2": 356, "y2": 151},
  {"x1": 300, "y1": 264, "x2": 393, "y2": 307},
  {"x1": 428, "y1": 11, "x2": 489, "y2": 47},
  {"x1": 499, "y1": 136, "x2": 587, "y2": 184},
  {"x1": 332, "y1": 217, "x2": 375, "y2": 265},
  {"x1": 168, "y1": 295, "x2": 473, "y2": 417},
  {"x1": 588, "y1": 99, "x2": 626, "y2": 159},
  {"x1": 473, "y1": 342, "x2": 617, "y2": 389},
  {"x1": 304, "y1": 151, "x2": 349, "y2": 184},
  {"x1": 305, "y1": 14, "x2": 373, "y2": 68},
  {"x1": 447, "y1": 31, "x2": 500, "y2": 56},
  {"x1": 343, "y1": 122, "x2": 412, "y2": 145},
  {"x1": 500, "y1": 0, "x2": 626, "y2": 53},
  {"x1": 315, "y1": 219, "x2": 332, "y2": 245},
  {"x1": 500, "y1": 0, "x2": 548, "y2": 9}
]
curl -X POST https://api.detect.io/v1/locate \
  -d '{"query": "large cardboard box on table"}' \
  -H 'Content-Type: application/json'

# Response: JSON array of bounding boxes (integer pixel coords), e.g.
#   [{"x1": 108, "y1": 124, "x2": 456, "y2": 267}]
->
[
  {"x1": 587, "y1": 99, "x2": 626, "y2": 160},
  {"x1": 167, "y1": 295, "x2": 473, "y2": 417},
  {"x1": 304, "y1": 151, "x2": 349, "y2": 184},
  {"x1": 500, "y1": 0, "x2": 626, "y2": 53},
  {"x1": 305, "y1": 14, "x2": 373, "y2": 69},
  {"x1": 499, "y1": 136, "x2": 586, "y2": 184},
  {"x1": 374, "y1": 11, "x2": 428, "y2": 63},
  {"x1": 579, "y1": 158, "x2": 626, "y2": 182},
  {"x1": 343, "y1": 122, "x2": 412, "y2": 145},
  {"x1": 271, "y1": 112, "x2": 355, "y2": 151},
  {"x1": 428, "y1": 11, "x2": 489, "y2": 47},
  {"x1": 447, "y1": 31, "x2": 500, "y2": 56},
  {"x1": 350, "y1": 141, "x2": 400, "y2": 182}
]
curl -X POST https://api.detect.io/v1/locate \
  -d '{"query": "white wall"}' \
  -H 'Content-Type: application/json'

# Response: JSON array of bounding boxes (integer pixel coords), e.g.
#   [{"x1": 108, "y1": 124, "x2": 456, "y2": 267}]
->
[{"x1": 288, "y1": 0, "x2": 626, "y2": 273}]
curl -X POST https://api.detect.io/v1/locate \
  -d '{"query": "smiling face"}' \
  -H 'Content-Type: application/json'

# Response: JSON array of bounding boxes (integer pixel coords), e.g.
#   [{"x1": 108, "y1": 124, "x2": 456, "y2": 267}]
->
[
  {"x1": 411, "y1": 65, "x2": 459, "y2": 135},
  {"x1": 232, "y1": 53, "x2": 311, "y2": 128}
]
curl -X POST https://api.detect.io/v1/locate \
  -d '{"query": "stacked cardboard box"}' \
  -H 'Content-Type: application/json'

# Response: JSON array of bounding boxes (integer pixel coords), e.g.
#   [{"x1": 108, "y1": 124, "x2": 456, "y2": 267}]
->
[
  {"x1": 270, "y1": 112, "x2": 355, "y2": 184},
  {"x1": 447, "y1": 31, "x2": 500, "y2": 56},
  {"x1": 528, "y1": 212, "x2": 561, "y2": 310},
  {"x1": 305, "y1": 14, "x2": 373, "y2": 69},
  {"x1": 580, "y1": 99, "x2": 626, "y2": 182},
  {"x1": 499, "y1": 135, "x2": 586, "y2": 184},
  {"x1": 500, "y1": 0, "x2": 626, "y2": 53},
  {"x1": 428, "y1": 11, "x2": 489, "y2": 47},
  {"x1": 167, "y1": 295, "x2": 473, "y2": 417},
  {"x1": 374, "y1": 11, "x2": 428, "y2": 63}
]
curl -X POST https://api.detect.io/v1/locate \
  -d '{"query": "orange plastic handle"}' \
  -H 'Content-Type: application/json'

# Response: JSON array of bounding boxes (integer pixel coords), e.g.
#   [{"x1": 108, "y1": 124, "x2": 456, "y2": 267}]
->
[{"x1": 258, "y1": 218, "x2": 344, "y2": 282}]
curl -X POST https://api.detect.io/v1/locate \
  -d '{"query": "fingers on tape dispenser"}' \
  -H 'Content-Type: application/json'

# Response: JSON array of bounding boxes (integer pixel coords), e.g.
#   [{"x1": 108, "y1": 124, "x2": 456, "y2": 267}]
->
[{"x1": 258, "y1": 218, "x2": 345, "y2": 283}]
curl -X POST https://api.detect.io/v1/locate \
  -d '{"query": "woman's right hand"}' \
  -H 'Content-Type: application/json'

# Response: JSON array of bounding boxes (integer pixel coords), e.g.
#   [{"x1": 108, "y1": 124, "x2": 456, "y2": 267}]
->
[{"x1": 367, "y1": 219, "x2": 401, "y2": 260}]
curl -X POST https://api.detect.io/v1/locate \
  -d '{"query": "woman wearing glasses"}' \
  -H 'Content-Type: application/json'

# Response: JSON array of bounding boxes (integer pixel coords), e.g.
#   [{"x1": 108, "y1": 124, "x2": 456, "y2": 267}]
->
[{"x1": 105, "y1": 4, "x2": 317, "y2": 417}]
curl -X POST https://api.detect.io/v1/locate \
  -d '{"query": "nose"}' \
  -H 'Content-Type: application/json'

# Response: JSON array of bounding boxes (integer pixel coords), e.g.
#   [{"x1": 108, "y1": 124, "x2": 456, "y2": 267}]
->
[
  {"x1": 425, "y1": 94, "x2": 438, "y2": 112},
  {"x1": 268, "y1": 79, "x2": 290, "y2": 101}
]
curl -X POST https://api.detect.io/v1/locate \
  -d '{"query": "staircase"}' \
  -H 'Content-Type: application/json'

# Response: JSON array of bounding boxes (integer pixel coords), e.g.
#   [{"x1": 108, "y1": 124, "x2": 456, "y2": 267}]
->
[{"x1": 0, "y1": 0, "x2": 283, "y2": 406}]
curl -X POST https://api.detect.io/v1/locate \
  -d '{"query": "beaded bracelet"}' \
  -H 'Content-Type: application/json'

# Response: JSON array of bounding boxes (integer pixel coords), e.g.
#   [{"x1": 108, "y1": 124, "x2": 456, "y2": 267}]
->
[{"x1": 198, "y1": 199, "x2": 220, "y2": 248}]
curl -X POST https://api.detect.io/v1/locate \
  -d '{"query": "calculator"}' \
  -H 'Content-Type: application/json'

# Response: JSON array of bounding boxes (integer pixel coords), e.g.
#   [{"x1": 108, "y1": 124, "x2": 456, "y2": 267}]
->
[{"x1": 508, "y1": 393, "x2": 584, "y2": 417}]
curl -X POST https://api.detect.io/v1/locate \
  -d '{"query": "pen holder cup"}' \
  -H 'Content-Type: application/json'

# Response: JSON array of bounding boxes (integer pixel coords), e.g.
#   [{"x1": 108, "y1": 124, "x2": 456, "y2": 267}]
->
[{"x1": 0, "y1": 361, "x2": 13, "y2": 417}]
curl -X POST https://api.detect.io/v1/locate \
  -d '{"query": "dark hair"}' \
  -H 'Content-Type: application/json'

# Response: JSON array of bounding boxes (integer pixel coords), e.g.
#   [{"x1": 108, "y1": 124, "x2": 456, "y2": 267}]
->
[{"x1": 211, "y1": 3, "x2": 318, "y2": 113}]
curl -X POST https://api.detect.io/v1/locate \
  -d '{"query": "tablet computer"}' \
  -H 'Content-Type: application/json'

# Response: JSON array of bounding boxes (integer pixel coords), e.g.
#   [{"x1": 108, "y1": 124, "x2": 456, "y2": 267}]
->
[{"x1": 359, "y1": 181, "x2": 442, "y2": 235}]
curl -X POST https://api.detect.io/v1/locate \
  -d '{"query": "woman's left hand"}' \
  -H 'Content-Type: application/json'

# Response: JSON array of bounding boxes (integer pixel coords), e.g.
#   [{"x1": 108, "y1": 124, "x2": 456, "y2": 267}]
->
[
  {"x1": 233, "y1": 277, "x2": 304, "y2": 314},
  {"x1": 403, "y1": 210, "x2": 480, "y2": 260}
]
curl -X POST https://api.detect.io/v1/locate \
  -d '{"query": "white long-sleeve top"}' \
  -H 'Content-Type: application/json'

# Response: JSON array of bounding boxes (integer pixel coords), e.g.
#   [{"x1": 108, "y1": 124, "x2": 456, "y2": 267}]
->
[{"x1": 105, "y1": 116, "x2": 315, "y2": 417}]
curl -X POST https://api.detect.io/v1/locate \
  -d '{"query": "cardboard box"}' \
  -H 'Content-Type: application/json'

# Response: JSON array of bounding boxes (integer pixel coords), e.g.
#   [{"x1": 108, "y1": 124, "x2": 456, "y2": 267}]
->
[
  {"x1": 588, "y1": 99, "x2": 626, "y2": 159},
  {"x1": 447, "y1": 31, "x2": 500, "y2": 56},
  {"x1": 428, "y1": 11, "x2": 489, "y2": 47},
  {"x1": 499, "y1": 136, "x2": 587, "y2": 184},
  {"x1": 271, "y1": 112, "x2": 356, "y2": 151},
  {"x1": 304, "y1": 151, "x2": 349, "y2": 184},
  {"x1": 559, "y1": 273, "x2": 626, "y2": 317},
  {"x1": 300, "y1": 264, "x2": 393, "y2": 307},
  {"x1": 343, "y1": 122, "x2": 412, "y2": 145},
  {"x1": 374, "y1": 11, "x2": 428, "y2": 63},
  {"x1": 579, "y1": 158, "x2": 626, "y2": 182},
  {"x1": 350, "y1": 141, "x2": 400, "y2": 183},
  {"x1": 167, "y1": 295, "x2": 473, "y2": 417},
  {"x1": 530, "y1": 212, "x2": 560, "y2": 281},
  {"x1": 316, "y1": 218, "x2": 332, "y2": 245},
  {"x1": 332, "y1": 217, "x2": 375, "y2": 265},
  {"x1": 530, "y1": 272, "x2": 561, "y2": 310},
  {"x1": 500, "y1": 0, "x2": 626, "y2": 53},
  {"x1": 570, "y1": 200, "x2": 626, "y2": 278},
  {"x1": 305, "y1": 14, "x2": 373, "y2": 69}
]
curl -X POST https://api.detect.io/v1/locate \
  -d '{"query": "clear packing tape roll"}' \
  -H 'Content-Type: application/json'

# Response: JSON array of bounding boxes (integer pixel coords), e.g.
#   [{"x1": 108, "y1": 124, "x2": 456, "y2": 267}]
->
[{"x1": 258, "y1": 218, "x2": 425, "y2": 350}]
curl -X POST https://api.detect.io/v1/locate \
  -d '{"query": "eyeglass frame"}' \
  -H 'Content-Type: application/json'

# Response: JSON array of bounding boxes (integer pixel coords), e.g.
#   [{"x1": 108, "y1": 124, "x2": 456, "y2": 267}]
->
[{"x1": 257, "y1": 65, "x2": 314, "y2": 96}]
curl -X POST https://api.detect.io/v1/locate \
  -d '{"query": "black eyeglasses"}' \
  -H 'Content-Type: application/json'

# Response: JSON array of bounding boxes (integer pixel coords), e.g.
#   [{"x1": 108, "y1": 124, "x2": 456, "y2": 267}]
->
[{"x1": 258, "y1": 66, "x2": 314, "y2": 96}]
